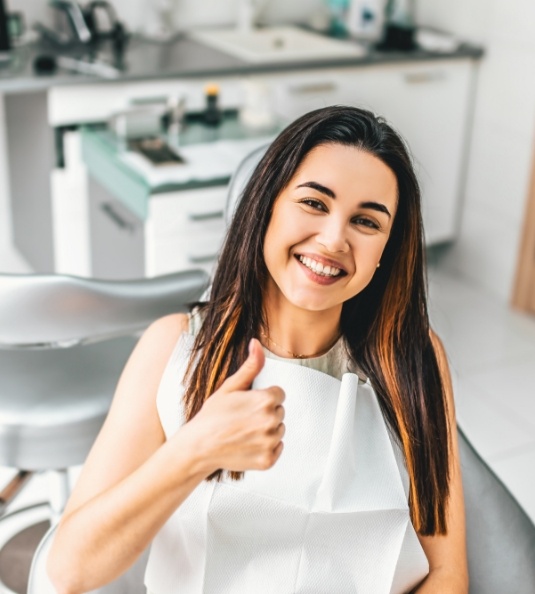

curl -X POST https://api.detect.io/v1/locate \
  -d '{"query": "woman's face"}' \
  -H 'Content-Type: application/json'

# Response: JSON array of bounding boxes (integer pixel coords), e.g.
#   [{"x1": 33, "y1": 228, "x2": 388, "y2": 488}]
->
[{"x1": 263, "y1": 143, "x2": 398, "y2": 314}]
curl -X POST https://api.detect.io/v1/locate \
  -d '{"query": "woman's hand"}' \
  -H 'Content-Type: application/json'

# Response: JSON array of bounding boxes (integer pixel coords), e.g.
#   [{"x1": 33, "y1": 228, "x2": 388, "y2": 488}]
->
[{"x1": 184, "y1": 338, "x2": 286, "y2": 475}]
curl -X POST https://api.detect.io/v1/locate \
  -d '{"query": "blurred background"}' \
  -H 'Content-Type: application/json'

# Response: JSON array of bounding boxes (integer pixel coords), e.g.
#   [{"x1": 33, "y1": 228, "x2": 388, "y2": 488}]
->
[{"x1": 0, "y1": 0, "x2": 534, "y2": 591}]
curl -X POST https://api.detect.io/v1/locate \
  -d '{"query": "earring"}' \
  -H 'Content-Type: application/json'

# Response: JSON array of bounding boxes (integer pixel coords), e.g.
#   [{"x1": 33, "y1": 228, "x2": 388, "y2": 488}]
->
[{"x1": 376, "y1": 262, "x2": 381, "y2": 268}]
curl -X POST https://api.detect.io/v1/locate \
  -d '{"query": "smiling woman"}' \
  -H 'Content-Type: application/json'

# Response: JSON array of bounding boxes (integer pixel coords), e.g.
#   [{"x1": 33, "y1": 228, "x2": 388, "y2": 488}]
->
[
  {"x1": 47, "y1": 106, "x2": 467, "y2": 594},
  {"x1": 263, "y1": 144, "x2": 397, "y2": 329}
]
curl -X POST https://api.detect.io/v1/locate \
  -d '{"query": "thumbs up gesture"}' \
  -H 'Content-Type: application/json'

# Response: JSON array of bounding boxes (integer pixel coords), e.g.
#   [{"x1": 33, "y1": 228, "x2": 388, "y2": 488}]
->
[{"x1": 186, "y1": 339, "x2": 286, "y2": 474}]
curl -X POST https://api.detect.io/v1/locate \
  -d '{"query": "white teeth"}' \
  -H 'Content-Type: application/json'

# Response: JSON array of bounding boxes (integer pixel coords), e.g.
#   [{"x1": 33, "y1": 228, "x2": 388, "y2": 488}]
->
[{"x1": 298, "y1": 255, "x2": 342, "y2": 277}]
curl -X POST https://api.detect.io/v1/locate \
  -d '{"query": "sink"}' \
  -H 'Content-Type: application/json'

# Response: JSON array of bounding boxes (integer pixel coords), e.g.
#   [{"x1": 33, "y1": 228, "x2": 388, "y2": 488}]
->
[{"x1": 189, "y1": 26, "x2": 366, "y2": 64}]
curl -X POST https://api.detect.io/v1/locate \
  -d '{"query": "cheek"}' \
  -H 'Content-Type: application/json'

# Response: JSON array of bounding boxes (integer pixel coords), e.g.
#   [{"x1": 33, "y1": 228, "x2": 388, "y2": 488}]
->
[
  {"x1": 265, "y1": 206, "x2": 312, "y2": 254},
  {"x1": 352, "y1": 236, "x2": 388, "y2": 276},
  {"x1": 262, "y1": 218, "x2": 283, "y2": 273}
]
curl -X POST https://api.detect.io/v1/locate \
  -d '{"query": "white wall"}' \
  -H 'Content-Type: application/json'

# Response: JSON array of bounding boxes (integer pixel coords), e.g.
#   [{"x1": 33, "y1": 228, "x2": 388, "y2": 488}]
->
[{"x1": 416, "y1": 0, "x2": 535, "y2": 302}]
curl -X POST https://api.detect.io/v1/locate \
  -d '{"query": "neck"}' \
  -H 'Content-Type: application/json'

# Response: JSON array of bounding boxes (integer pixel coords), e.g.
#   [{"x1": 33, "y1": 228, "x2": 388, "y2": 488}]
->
[{"x1": 262, "y1": 284, "x2": 342, "y2": 359}]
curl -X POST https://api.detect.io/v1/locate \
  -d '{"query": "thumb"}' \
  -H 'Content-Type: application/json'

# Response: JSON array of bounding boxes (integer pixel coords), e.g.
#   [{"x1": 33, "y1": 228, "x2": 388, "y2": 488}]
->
[{"x1": 220, "y1": 338, "x2": 265, "y2": 393}]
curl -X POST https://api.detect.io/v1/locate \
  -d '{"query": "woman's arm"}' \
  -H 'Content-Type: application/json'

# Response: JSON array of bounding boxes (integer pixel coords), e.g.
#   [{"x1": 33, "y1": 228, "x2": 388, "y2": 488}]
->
[
  {"x1": 414, "y1": 332, "x2": 468, "y2": 593},
  {"x1": 47, "y1": 314, "x2": 205, "y2": 593},
  {"x1": 47, "y1": 315, "x2": 286, "y2": 594}
]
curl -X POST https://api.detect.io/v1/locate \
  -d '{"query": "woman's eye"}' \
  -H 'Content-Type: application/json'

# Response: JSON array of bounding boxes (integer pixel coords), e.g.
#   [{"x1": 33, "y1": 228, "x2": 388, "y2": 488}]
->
[
  {"x1": 299, "y1": 198, "x2": 326, "y2": 212},
  {"x1": 352, "y1": 217, "x2": 380, "y2": 230}
]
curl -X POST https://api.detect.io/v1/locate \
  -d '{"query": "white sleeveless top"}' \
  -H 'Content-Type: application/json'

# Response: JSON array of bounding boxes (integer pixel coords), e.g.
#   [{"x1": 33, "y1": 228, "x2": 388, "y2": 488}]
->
[{"x1": 144, "y1": 320, "x2": 429, "y2": 594}]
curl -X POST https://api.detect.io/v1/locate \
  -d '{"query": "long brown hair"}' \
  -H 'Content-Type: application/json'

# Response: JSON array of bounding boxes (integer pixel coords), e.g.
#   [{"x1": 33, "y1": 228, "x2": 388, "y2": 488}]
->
[{"x1": 182, "y1": 106, "x2": 451, "y2": 536}]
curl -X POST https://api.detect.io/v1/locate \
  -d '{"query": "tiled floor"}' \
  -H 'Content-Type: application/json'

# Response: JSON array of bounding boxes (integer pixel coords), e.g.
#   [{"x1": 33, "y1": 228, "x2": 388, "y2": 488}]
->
[
  {"x1": 428, "y1": 266, "x2": 535, "y2": 521},
  {"x1": 1, "y1": 243, "x2": 534, "y2": 524}
]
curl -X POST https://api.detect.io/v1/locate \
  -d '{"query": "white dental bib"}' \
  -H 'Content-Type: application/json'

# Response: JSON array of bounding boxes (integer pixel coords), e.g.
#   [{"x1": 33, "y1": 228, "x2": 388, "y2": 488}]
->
[{"x1": 144, "y1": 333, "x2": 429, "y2": 594}]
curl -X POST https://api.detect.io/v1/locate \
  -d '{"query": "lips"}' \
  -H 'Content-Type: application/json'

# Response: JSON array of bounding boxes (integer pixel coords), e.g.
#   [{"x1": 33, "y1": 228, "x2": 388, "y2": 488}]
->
[
  {"x1": 293, "y1": 255, "x2": 348, "y2": 287},
  {"x1": 294, "y1": 253, "x2": 348, "y2": 276}
]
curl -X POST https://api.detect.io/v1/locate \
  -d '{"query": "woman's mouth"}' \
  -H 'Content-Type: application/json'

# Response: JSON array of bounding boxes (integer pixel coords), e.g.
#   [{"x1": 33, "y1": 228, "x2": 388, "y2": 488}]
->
[{"x1": 294, "y1": 254, "x2": 347, "y2": 285}]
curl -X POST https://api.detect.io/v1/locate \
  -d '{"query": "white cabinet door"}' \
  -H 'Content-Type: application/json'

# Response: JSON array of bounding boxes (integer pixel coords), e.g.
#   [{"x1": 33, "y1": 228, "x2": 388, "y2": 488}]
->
[
  {"x1": 257, "y1": 69, "x2": 360, "y2": 121},
  {"x1": 346, "y1": 60, "x2": 474, "y2": 244},
  {"x1": 146, "y1": 186, "x2": 228, "y2": 277}
]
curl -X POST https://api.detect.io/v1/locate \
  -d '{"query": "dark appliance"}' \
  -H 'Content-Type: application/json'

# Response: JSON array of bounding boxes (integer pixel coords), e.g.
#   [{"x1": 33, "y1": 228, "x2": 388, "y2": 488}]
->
[
  {"x1": 41, "y1": 0, "x2": 125, "y2": 46},
  {"x1": 0, "y1": 0, "x2": 10, "y2": 52}
]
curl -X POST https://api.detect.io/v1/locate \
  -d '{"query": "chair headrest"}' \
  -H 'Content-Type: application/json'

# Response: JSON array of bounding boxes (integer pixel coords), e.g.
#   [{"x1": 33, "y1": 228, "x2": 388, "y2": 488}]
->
[
  {"x1": 0, "y1": 270, "x2": 209, "y2": 349},
  {"x1": 225, "y1": 143, "x2": 269, "y2": 226}
]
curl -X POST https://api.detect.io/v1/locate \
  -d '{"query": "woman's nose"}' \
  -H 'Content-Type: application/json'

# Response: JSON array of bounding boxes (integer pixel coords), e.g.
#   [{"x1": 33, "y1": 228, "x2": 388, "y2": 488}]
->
[{"x1": 315, "y1": 217, "x2": 350, "y2": 253}]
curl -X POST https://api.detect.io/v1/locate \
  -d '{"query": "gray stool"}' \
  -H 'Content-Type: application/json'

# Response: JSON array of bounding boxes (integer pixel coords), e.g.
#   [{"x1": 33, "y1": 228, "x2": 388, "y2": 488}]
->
[{"x1": 0, "y1": 270, "x2": 208, "y2": 594}]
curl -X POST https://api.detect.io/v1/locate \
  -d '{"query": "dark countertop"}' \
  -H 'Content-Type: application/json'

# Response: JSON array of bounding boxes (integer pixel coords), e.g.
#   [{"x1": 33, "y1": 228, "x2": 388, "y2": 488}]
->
[{"x1": 0, "y1": 33, "x2": 484, "y2": 94}]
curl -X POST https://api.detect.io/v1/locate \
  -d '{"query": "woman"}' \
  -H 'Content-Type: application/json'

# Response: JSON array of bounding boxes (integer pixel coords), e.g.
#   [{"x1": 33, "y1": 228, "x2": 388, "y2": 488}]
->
[{"x1": 48, "y1": 106, "x2": 468, "y2": 593}]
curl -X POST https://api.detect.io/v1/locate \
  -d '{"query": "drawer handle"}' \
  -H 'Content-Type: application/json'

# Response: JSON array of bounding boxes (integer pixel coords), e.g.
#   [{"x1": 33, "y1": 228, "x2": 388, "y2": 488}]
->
[
  {"x1": 187, "y1": 210, "x2": 225, "y2": 222},
  {"x1": 288, "y1": 82, "x2": 338, "y2": 94},
  {"x1": 100, "y1": 203, "x2": 136, "y2": 233},
  {"x1": 187, "y1": 253, "x2": 218, "y2": 264},
  {"x1": 404, "y1": 71, "x2": 445, "y2": 84}
]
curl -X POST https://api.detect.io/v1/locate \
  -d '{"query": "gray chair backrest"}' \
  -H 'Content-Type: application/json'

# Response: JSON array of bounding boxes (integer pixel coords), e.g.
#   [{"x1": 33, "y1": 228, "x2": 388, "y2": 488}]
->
[
  {"x1": 0, "y1": 270, "x2": 209, "y2": 349},
  {"x1": 458, "y1": 426, "x2": 535, "y2": 593},
  {"x1": 225, "y1": 143, "x2": 269, "y2": 226}
]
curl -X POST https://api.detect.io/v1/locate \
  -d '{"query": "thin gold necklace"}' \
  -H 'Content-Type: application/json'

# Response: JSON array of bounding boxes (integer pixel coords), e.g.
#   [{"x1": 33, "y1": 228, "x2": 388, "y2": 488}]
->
[{"x1": 260, "y1": 329, "x2": 341, "y2": 359}]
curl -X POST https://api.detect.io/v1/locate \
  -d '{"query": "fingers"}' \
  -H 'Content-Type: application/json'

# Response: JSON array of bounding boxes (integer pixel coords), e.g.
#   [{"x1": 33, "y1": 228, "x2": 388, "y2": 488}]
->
[
  {"x1": 274, "y1": 404, "x2": 285, "y2": 424},
  {"x1": 271, "y1": 440, "x2": 284, "y2": 464},
  {"x1": 220, "y1": 338, "x2": 265, "y2": 394},
  {"x1": 264, "y1": 385, "x2": 285, "y2": 406},
  {"x1": 275, "y1": 421, "x2": 285, "y2": 440}
]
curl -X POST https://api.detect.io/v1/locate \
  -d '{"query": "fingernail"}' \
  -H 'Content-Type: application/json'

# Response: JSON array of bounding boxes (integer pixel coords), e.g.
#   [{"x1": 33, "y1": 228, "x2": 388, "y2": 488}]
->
[{"x1": 248, "y1": 338, "x2": 254, "y2": 355}]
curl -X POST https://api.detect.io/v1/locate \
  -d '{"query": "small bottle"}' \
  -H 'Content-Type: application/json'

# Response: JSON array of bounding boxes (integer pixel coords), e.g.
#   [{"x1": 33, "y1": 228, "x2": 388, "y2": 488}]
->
[
  {"x1": 203, "y1": 83, "x2": 222, "y2": 127},
  {"x1": 325, "y1": 0, "x2": 349, "y2": 38}
]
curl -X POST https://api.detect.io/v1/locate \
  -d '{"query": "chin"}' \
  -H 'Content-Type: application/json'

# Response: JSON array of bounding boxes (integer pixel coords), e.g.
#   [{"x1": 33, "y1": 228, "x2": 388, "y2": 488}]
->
[{"x1": 287, "y1": 293, "x2": 341, "y2": 313}]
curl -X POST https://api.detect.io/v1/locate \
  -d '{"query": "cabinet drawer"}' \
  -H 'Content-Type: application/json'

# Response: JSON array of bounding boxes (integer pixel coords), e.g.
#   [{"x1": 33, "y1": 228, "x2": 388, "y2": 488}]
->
[
  {"x1": 254, "y1": 69, "x2": 359, "y2": 120},
  {"x1": 89, "y1": 176, "x2": 146, "y2": 280},
  {"x1": 149, "y1": 186, "x2": 228, "y2": 237},
  {"x1": 147, "y1": 226, "x2": 226, "y2": 277}
]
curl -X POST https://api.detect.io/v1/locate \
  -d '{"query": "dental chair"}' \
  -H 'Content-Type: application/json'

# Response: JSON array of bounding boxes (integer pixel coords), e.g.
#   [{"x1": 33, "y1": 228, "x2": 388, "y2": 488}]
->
[
  {"x1": 0, "y1": 269, "x2": 208, "y2": 594},
  {"x1": 28, "y1": 146, "x2": 535, "y2": 593}
]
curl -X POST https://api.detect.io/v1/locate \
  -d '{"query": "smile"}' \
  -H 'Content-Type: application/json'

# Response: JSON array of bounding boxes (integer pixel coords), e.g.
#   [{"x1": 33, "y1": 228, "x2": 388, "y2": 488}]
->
[{"x1": 297, "y1": 255, "x2": 343, "y2": 277}]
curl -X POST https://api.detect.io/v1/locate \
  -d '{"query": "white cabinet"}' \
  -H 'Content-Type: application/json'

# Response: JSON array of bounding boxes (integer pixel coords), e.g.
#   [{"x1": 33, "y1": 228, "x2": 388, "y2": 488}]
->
[
  {"x1": 255, "y1": 59, "x2": 474, "y2": 244},
  {"x1": 348, "y1": 60, "x2": 473, "y2": 244},
  {"x1": 53, "y1": 58, "x2": 476, "y2": 278},
  {"x1": 48, "y1": 77, "x2": 245, "y2": 126},
  {"x1": 85, "y1": 174, "x2": 227, "y2": 280}
]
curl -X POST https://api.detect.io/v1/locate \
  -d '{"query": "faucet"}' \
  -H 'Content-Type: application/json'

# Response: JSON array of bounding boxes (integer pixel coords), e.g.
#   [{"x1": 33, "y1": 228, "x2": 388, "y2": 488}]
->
[{"x1": 236, "y1": 0, "x2": 267, "y2": 32}]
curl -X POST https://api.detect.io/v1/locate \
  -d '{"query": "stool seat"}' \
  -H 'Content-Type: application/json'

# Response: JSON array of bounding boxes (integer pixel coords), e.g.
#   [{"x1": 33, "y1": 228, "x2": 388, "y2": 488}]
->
[{"x1": 0, "y1": 336, "x2": 138, "y2": 471}]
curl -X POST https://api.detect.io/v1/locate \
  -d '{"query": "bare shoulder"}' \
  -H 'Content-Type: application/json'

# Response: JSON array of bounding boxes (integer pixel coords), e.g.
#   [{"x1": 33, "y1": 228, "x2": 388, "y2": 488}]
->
[
  {"x1": 144, "y1": 312, "x2": 190, "y2": 342},
  {"x1": 134, "y1": 312, "x2": 189, "y2": 356}
]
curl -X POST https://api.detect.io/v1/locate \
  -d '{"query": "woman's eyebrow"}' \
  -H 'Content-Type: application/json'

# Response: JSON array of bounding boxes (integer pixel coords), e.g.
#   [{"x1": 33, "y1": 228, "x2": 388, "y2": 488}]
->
[
  {"x1": 296, "y1": 181, "x2": 335, "y2": 198},
  {"x1": 360, "y1": 201, "x2": 392, "y2": 218},
  {"x1": 296, "y1": 182, "x2": 391, "y2": 218}
]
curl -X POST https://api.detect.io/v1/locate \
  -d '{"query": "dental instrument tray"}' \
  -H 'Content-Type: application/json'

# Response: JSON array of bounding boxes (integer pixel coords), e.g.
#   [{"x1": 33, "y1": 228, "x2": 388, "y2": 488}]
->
[{"x1": 128, "y1": 138, "x2": 185, "y2": 166}]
